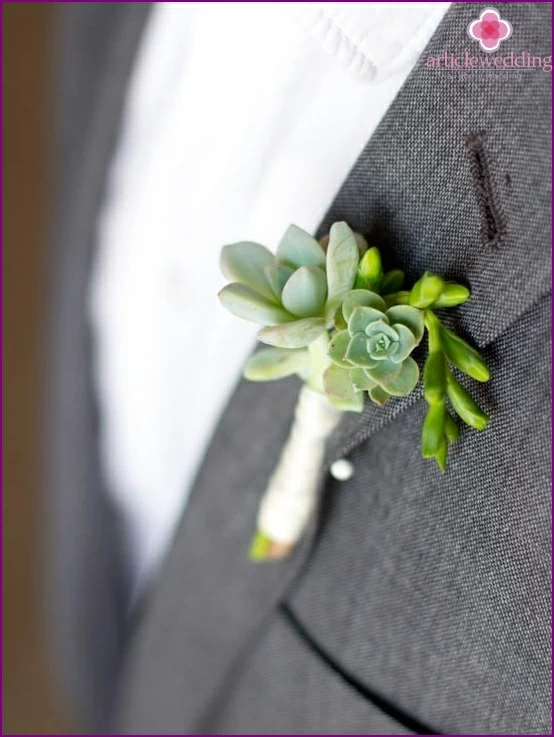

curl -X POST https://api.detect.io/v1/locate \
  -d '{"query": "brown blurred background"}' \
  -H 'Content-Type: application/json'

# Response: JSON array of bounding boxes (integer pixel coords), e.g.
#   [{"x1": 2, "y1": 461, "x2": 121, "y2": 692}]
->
[{"x1": 3, "y1": 3, "x2": 75, "y2": 733}]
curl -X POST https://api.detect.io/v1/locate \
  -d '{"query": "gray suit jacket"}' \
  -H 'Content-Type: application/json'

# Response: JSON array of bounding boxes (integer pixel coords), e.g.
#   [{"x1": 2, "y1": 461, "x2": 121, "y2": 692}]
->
[{"x1": 49, "y1": 3, "x2": 552, "y2": 734}]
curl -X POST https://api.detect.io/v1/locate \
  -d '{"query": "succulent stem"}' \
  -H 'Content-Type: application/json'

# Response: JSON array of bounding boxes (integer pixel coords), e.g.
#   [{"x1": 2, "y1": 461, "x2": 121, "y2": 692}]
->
[
  {"x1": 249, "y1": 530, "x2": 293, "y2": 561},
  {"x1": 306, "y1": 332, "x2": 331, "y2": 394},
  {"x1": 252, "y1": 386, "x2": 342, "y2": 562},
  {"x1": 424, "y1": 309, "x2": 442, "y2": 353}
]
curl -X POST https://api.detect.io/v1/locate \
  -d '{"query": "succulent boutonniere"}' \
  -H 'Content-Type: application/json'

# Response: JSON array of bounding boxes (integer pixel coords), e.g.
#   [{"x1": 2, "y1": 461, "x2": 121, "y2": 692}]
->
[{"x1": 219, "y1": 222, "x2": 490, "y2": 560}]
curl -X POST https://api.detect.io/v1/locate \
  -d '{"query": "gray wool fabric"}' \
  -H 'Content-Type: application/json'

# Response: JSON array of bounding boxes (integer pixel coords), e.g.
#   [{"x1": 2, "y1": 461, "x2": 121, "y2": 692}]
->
[{"x1": 49, "y1": 3, "x2": 551, "y2": 734}]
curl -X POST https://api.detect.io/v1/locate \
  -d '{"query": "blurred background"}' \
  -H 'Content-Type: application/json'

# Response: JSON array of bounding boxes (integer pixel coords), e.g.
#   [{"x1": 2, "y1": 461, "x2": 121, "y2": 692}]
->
[{"x1": 3, "y1": 3, "x2": 75, "y2": 732}]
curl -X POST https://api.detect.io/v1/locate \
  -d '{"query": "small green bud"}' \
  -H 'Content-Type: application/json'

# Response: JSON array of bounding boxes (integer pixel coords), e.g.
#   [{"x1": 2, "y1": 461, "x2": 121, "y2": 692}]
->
[
  {"x1": 383, "y1": 290, "x2": 410, "y2": 307},
  {"x1": 357, "y1": 247, "x2": 383, "y2": 291},
  {"x1": 441, "y1": 327, "x2": 490, "y2": 382},
  {"x1": 444, "y1": 413, "x2": 460, "y2": 444},
  {"x1": 434, "y1": 439, "x2": 448, "y2": 472},
  {"x1": 446, "y1": 373, "x2": 490, "y2": 431},
  {"x1": 423, "y1": 351, "x2": 446, "y2": 404},
  {"x1": 433, "y1": 282, "x2": 470, "y2": 308},
  {"x1": 409, "y1": 271, "x2": 445, "y2": 308},
  {"x1": 421, "y1": 399, "x2": 447, "y2": 458},
  {"x1": 381, "y1": 269, "x2": 405, "y2": 295}
]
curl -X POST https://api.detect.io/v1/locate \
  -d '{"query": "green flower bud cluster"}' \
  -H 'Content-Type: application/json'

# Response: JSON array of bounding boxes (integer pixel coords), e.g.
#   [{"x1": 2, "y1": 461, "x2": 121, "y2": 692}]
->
[
  {"x1": 219, "y1": 221, "x2": 491, "y2": 471},
  {"x1": 421, "y1": 310, "x2": 490, "y2": 471},
  {"x1": 408, "y1": 271, "x2": 470, "y2": 309}
]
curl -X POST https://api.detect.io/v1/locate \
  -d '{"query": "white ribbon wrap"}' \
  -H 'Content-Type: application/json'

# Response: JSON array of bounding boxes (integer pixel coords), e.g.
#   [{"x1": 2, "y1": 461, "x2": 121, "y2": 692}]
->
[{"x1": 257, "y1": 385, "x2": 343, "y2": 545}]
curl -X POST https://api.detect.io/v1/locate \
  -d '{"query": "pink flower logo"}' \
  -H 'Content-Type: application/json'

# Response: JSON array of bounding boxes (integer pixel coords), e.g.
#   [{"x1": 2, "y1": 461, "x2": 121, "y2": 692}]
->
[{"x1": 467, "y1": 7, "x2": 513, "y2": 53}]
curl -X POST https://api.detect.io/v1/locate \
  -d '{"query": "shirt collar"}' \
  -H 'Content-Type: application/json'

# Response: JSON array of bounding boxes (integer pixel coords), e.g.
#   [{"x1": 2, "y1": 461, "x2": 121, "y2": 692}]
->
[{"x1": 295, "y1": 2, "x2": 451, "y2": 83}]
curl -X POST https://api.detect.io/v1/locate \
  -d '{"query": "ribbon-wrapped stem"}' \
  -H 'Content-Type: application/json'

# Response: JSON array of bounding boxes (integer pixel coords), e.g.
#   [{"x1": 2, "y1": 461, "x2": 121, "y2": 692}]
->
[{"x1": 250, "y1": 384, "x2": 342, "y2": 561}]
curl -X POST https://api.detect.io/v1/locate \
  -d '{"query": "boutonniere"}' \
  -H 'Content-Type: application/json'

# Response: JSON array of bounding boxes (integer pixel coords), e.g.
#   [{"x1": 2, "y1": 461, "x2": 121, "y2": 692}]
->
[{"x1": 219, "y1": 222, "x2": 490, "y2": 560}]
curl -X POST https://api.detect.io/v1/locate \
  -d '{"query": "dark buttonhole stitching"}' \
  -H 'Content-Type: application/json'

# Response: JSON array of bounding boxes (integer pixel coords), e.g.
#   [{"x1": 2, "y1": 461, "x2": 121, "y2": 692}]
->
[{"x1": 465, "y1": 131, "x2": 507, "y2": 249}]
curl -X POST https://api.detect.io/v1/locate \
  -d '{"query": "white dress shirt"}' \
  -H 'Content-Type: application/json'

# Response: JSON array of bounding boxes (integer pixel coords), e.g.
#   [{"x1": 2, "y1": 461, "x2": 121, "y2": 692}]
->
[{"x1": 89, "y1": 2, "x2": 450, "y2": 598}]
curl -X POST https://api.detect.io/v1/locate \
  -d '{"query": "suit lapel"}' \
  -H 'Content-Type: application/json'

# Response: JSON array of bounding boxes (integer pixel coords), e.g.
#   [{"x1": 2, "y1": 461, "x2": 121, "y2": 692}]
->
[
  {"x1": 116, "y1": 3, "x2": 550, "y2": 732},
  {"x1": 322, "y1": 1, "x2": 551, "y2": 458}
]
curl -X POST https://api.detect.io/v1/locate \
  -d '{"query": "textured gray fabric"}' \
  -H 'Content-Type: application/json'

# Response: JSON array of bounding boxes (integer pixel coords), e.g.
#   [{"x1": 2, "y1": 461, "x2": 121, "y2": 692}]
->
[
  {"x1": 48, "y1": 3, "x2": 152, "y2": 726},
  {"x1": 205, "y1": 610, "x2": 414, "y2": 735},
  {"x1": 50, "y1": 1, "x2": 551, "y2": 733}
]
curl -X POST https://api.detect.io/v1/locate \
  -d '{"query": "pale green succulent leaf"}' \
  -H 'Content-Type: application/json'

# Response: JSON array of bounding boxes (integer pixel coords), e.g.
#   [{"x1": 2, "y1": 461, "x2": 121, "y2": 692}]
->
[
  {"x1": 351, "y1": 367, "x2": 377, "y2": 391},
  {"x1": 323, "y1": 298, "x2": 348, "y2": 330},
  {"x1": 281, "y1": 266, "x2": 327, "y2": 318},
  {"x1": 368, "y1": 333, "x2": 399, "y2": 361},
  {"x1": 348, "y1": 306, "x2": 387, "y2": 335},
  {"x1": 220, "y1": 242, "x2": 276, "y2": 301},
  {"x1": 243, "y1": 348, "x2": 308, "y2": 382},
  {"x1": 366, "y1": 358, "x2": 401, "y2": 386},
  {"x1": 386, "y1": 356, "x2": 420, "y2": 396},
  {"x1": 385, "y1": 305, "x2": 424, "y2": 343},
  {"x1": 277, "y1": 224, "x2": 326, "y2": 269},
  {"x1": 366, "y1": 319, "x2": 397, "y2": 340},
  {"x1": 342, "y1": 290, "x2": 387, "y2": 321},
  {"x1": 326, "y1": 222, "x2": 359, "y2": 302},
  {"x1": 219, "y1": 283, "x2": 293, "y2": 325},
  {"x1": 369, "y1": 384, "x2": 391, "y2": 406},
  {"x1": 323, "y1": 366, "x2": 364, "y2": 412},
  {"x1": 323, "y1": 295, "x2": 346, "y2": 328},
  {"x1": 258, "y1": 317, "x2": 327, "y2": 348},
  {"x1": 328, "y1": 330, "x2": 352, "y2": 368},
  {"x1": 345, "y1": 333, "x2": 378, "y2": 368},
  {"x1": 390, "y1": 323, "x2": 416, "y2": 363},
  {"x1": 368, "y1": 356, "x2": 419, "y2": 396},
  {"x1": 264, "y1": 264, "x2": 294, "y2": 300},
  {"x1": 328, "y1": 392, "x2": 365, "y2": 413}
]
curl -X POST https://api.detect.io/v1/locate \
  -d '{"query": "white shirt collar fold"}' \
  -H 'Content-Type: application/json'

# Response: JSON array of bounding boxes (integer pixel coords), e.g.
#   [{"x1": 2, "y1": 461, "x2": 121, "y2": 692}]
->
[{"x1": 295, "y1": 3, "x2": 450, "y2": 82}]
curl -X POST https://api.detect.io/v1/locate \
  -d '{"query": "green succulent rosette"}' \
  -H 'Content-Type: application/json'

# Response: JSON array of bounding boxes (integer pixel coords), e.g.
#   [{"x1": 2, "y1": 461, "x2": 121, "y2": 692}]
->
[
  {"x1": 219, "y1": 221, "x2": 364, "y2": 349},
  {"x1": 325, "y1": 292, "x2": 424, "y2": 411},
  {"x1": 219, "y1": 222, "x2": 365, "y2": 394}
]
